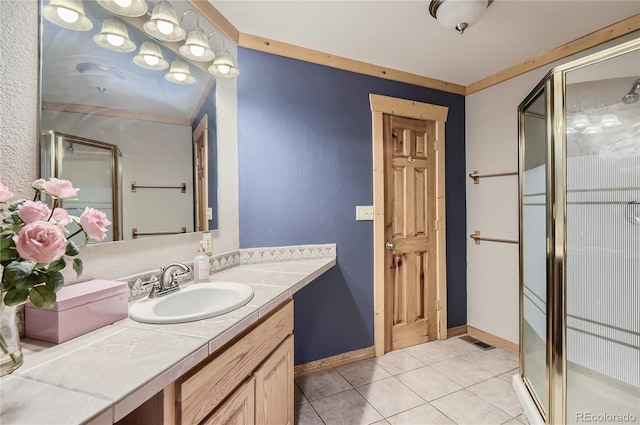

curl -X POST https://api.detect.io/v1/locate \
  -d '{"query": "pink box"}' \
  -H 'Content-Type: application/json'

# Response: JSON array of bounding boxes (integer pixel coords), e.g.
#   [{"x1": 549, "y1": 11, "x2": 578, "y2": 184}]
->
[{"x1": 25, "y1": 279, "x2": 129, "y2": 344}]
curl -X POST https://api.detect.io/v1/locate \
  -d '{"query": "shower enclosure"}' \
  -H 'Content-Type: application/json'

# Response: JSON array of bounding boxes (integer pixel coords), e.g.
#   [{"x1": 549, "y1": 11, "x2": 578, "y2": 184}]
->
[{"x1": 517, "y1": 38, "x2": 639, "y2": 425}]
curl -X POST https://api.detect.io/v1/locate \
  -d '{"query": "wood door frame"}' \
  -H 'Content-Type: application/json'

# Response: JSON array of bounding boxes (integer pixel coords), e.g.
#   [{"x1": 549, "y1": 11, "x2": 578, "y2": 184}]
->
[
  {"x1": 370, "y1": 94, "x2": 449, "y2": 356},
  {"x1": 193, "y1": 114, "x2": 209, "y2": 232}
]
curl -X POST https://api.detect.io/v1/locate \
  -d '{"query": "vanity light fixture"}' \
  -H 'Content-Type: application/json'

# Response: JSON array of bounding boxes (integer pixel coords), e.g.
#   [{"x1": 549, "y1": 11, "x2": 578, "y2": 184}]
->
[
  {"x1": 208, "y1": 48, "x2": 239, "y2": 78},
  {"x1": 179, "y1": 26, "x2": 216, "y2": 62},
  {"x1": 43, "y1": 0, "x2": 93, "y2": 31},
  {"x1": 165, "y1": 59, "x2": 196, "y2": 84},
  {"x1": 571, "y1": 113, "x2": 590, "y2": 128},
  {"x1": 600, "y1": 113, "x2": 621, "y2": 127},
  {"x1": 94, "y1": 17, "x2": 136, "y2": 53},
  {"x1": 96, "y1": 0, "x2": 148, "y2": 17},
  {"x1": 428, "y1": 0, "x2": 493, "y2": 34},
  {"x1": 143, "y1": 1, "x2": 186, "y2": 42},
  {"x1": 133, "y1": 41, "x2": 169, "y2": 70}
]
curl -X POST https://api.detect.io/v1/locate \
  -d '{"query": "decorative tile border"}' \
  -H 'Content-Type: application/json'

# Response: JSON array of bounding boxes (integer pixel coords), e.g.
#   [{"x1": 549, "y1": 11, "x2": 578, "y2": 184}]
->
[{"x1": 239, "y1": 244, "x2": 336, "y2": 265}]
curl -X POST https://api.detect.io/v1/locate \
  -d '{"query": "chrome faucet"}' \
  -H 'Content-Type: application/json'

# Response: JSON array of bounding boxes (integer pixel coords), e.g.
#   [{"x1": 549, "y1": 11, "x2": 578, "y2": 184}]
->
[{"x1": 141, "y1": 263, "x2": 190, "y2": 298}]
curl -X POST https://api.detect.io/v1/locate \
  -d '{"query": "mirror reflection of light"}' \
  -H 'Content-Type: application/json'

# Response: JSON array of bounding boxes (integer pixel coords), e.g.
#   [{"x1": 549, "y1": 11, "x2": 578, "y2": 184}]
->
[
  {"x1": 190, "y1": 45, "x2": 205, "y2": 57},
  {"x1": 114, "y1": 0, "x2": 133, "y2": 7},
  {"x1": 217, "y1": 65, "x2": 231, "y2": 74},
  {"x1": 583, "y1": 125, "x2": 603, "y2": 135},
  {"x1": 57, "y1": 7, "x2": 79, "y2": 23},
  {"x1": 107, "y1": 34, "x2": 125, "y2": 47},
  {"x1": 174, "y1": 73, "x2": 187, "y2": 81},
  {"x1": 143, "y1": 55, "x2": 159, "y2": 66},
  {"x1": 157, "y1": 20, "x2": 174, "y2": 35}
]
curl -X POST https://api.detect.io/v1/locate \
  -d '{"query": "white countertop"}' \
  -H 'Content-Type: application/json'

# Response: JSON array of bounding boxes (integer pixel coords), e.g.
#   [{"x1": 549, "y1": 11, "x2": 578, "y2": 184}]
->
[{"x1": 0, "y1": 256, "x2": 336, "y2": 424}]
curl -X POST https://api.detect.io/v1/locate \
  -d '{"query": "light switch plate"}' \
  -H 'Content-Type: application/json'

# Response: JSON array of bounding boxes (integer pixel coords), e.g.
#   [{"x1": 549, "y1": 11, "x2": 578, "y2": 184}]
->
[
  {"x1": 201, "y1": 232, "x2": 212, "y2": 253},
  {"x1": 207, "y1": 207, "x2": 213, "y2": 220},
  {"x1": 356, "y1": 206, "x2": 374, "y2": 221}
]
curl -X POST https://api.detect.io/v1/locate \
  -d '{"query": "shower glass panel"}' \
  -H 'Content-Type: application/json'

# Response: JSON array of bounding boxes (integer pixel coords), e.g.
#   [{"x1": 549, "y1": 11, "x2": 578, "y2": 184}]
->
[
  {"x1": 520, "y1": 90, "x2": 549, "y2": 418},
  {"x1": 41, "y1": 131, "x2": 122, "y2": 242},
  {"x1": 564, "y1": 48, "x2": 640, "y2": 425},
  {"x1": 518, "y1": 39, "x2": 640, "y2": 425}
]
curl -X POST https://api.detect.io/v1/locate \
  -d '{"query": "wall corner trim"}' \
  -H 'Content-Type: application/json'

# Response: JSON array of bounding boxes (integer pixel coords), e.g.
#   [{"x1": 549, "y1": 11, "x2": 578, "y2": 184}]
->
[
  {"x1": 239, "y1": 33, "x2": 466, "y2": 96},
  {"x1": 187, "y1": 0, "x2": 240, "y2": 43},
  {"x1": 465, "y1": 14, "x2": 640, "y2": 95}
]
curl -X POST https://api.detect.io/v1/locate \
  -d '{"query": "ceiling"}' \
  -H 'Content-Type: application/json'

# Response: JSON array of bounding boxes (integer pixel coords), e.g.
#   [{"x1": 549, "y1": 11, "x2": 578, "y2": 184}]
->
[{"x1": 212, "y1": 0, "x2": 639, "y2": 86}]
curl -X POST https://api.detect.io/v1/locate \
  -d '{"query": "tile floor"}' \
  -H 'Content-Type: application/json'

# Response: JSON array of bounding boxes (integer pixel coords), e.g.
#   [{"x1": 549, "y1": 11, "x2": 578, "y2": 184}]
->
[{"x1": 294, "y1": 335, "x2": 529, "y2": 425}]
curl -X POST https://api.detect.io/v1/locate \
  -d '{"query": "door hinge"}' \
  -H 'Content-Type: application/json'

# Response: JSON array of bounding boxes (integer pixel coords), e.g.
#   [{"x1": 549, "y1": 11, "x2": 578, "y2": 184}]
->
[
  {"x1": 435, "y1": 219, "x2": 440, "y2": 231},
  {"x1": 436, "y1": 299, "x2": 442, "y2": 311},
  {"x1": 434, "y1": 140, "x2": 439, "y2": 151}
]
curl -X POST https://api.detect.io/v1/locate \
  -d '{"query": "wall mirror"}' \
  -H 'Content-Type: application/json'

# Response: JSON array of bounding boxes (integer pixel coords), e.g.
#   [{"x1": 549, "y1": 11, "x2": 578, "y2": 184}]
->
[{"x1": 39, "y1": 0, "x2": 227, "y2": 242}]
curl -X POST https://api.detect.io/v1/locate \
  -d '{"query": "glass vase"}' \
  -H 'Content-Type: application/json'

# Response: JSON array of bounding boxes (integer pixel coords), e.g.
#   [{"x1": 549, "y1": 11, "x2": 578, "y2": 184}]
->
[{"x1": 0, "y1": 303, "x2": 23, "y2": 376}]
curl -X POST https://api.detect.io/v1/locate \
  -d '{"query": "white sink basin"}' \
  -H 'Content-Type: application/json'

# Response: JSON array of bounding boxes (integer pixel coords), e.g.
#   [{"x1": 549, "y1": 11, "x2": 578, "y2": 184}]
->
[{"x1": 129, "y1": 282, "x2": 254, "y2": 324}]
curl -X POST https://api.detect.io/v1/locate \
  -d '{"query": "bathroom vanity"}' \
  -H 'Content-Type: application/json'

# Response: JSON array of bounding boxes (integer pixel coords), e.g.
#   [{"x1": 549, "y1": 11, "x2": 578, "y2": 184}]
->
[{"x1": 0, "y1": 245, "x2": 336, "y2": 424}]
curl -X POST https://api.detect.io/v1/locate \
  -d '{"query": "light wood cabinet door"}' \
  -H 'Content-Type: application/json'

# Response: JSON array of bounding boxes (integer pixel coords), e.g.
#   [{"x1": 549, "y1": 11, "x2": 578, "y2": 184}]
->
[
  {"x1": 254, "y1": 335, "x2": 294, "y2": 425},
  {"x1": 202, "y1": 377, "x2": 255, "y2": 425}
]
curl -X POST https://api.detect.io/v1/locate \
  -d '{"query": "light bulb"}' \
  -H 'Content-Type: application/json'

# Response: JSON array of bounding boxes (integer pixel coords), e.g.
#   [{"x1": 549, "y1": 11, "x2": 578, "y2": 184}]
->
[
  {"x1": 156, "y1": 20, "x2": 174, "y2": 35},
  {"x1": 106, "y1": 34, "x2": 124, "y2": 47},
  {"x1": 174, "y1": 72, "x2": 186, "y2": 81},
  {"x1": 114, "y1": 0, "x2": 132, "y2": 6},
  {"x1": 143, "y1": 55, "x2": 159, "y2": 66},
  {"x1": 57, "y1": 7, "x2": 79, "y2": 23},
  {"x1": 217, "y1": 64, "x2": 231, "y2": 74},
  {"x1": 190, "y1": 45, "x2": 205, "y2": 57}
]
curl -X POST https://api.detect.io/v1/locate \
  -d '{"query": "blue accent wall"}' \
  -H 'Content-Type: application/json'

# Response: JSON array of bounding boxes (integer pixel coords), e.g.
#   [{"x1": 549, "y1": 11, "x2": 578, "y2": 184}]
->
[{"x1": 237, "y1": 48, "x2": 466, "y2": 364}]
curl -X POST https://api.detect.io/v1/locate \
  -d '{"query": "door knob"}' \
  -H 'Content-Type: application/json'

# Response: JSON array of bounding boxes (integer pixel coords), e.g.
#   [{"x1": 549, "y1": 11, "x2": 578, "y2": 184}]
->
[{"x1": 385, "y1": 241, "x2": 396, "y2": 250}]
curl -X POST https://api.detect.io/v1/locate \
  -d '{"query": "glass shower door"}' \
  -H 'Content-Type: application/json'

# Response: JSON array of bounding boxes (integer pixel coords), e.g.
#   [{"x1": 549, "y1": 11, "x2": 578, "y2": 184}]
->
[
  {"x1": 520, "y1": 89, "x2": 549, "y2": 418},
  {"x1": 564, "y1": 48, "x2": 640, "y2": 425}
]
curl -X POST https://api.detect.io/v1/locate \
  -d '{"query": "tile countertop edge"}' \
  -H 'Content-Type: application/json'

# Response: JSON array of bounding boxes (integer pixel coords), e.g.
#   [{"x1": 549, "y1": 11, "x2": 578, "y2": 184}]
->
[{"x1": 1, "y1": 254, "x2": 336, "y2": 425}]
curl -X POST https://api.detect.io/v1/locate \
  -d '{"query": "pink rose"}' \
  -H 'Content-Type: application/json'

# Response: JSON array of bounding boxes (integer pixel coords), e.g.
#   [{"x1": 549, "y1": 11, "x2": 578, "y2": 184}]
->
[
  {"x1": 51, "y1": 208, "x2": 73, "y2": 227},
  {"x1": 80, "y1": 207, "x2": 111, "y2": 241},
  {"x1": 18, "y1": 201, "x2": 51, "y2": 224},
  {"x1": 32, "y1": 179, "x2": 46, "y2": 190},
  {"x1": 42, "y1": 178, "x2": 79, "y2": 199},
  {"x1": 13, "y1": 221, "x2": 67, "y2": 264},
  {"x1": 0, "y1": 183, "x2": 14, "y2": 202}
]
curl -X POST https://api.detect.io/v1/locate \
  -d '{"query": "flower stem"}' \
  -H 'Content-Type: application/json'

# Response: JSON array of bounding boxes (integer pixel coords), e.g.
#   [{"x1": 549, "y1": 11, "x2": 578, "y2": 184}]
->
[
  {"x1": 47, "y1": 199, "x2": 59, "y2": 221},
  {"x1": 67, "y1": 228, "x2": 83, "y2": 240},
  {"x1": 0, "y1": 334, "x2": 18, "y2": 364}
]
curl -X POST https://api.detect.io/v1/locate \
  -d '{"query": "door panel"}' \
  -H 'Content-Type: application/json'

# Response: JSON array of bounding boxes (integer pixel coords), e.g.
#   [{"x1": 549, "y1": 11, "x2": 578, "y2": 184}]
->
[{"x1": 384, "y1": 114, "x2": 437, "y2": 351}]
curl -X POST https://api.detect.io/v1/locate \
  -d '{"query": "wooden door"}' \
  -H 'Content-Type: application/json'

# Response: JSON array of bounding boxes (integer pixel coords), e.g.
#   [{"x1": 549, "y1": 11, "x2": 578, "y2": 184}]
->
[
  {"x1": 193, "y1": 114, "x2": 209, "y2": 232},
  {"x1": 254, "y1": 335, "x2": 294, "y2": 425},
  {"x1": 383, "y1": 114, "x2": 438, "y2": 351},
  {"x1": 203, "y1": 377, "x2": 255, "y2": 425}
]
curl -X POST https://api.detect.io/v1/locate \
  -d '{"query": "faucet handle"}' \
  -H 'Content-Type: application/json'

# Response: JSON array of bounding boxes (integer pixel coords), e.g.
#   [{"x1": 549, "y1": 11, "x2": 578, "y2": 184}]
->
[{"x1": 140, "y1": 276, "x2": 159, "y2": 287}]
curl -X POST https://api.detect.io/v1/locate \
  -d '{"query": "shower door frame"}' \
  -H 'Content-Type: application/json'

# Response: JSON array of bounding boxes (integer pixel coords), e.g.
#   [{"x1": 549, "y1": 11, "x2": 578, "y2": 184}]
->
[
  {"x1": 518, "y1": 38, "x2": 640, "y2": 425},
  {"x1": 41, "y1": 130, "x2": 123, "y2": 241}
]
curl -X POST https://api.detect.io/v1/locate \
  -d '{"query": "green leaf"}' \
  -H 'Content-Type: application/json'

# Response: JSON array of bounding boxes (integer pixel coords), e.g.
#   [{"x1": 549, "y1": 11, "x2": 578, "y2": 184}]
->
[
  {"x1": 73, "y1": 258, "x2": 83, "y2": 277},
  {"x1": 65, "y1": 240, "x2": 80, "y2": 256},
  {"x1": 44, "y1": 271, "x2": 64, "y2": 293},
  {"x1": 0, "y1": 247, "x2": 17, "y2": 263},
  {"x1": 2, "y1": 261, "x2": 36, "y2": 286},
  {"x1": 28, "y1": 285, "x2": 57, "y2": 309},
  {"x1": 0, "y1": 235, "x2": 13, "y2": 250},
  {"x1": 3, "y1": 288, "x2": 29, "y2": 306},
  {"x1": 47, "y1": 258, "x2": 66, "y2": 273}
]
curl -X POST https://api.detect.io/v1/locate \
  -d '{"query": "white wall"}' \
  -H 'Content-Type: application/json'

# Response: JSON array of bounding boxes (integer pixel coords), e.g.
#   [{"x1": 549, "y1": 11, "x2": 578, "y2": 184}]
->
[
  {"x1": 0, "y1": 1, "x2": 240, "y2": 281},
  {"x1": 41, "y1": 112, "x2": 195, "y2": 240},
  {"x1": 465, "y1": 32, "x2": 640, "y2": 344}
]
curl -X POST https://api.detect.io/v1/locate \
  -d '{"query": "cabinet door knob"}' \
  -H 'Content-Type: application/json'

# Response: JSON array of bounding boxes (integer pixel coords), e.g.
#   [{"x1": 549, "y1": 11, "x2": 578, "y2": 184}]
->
[{"x1": 385, "y1": 241, "x2": 396, "y2": 251}]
